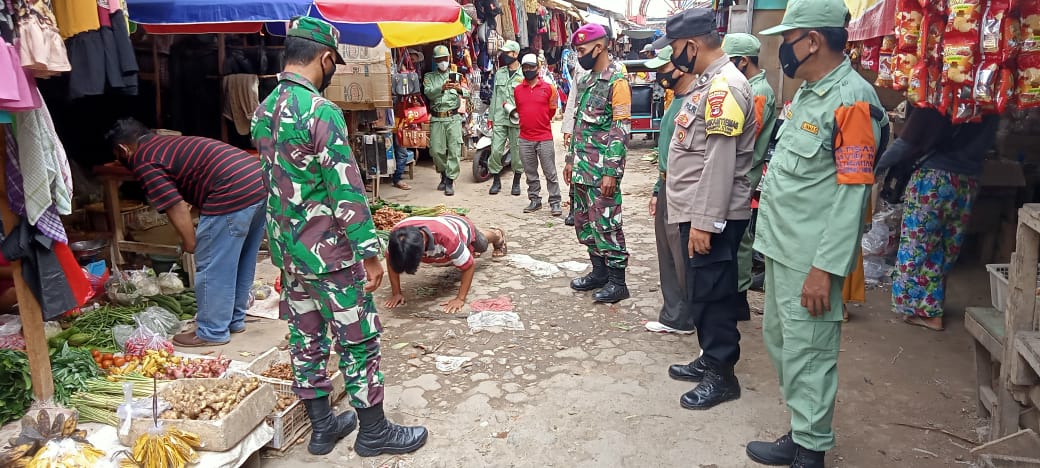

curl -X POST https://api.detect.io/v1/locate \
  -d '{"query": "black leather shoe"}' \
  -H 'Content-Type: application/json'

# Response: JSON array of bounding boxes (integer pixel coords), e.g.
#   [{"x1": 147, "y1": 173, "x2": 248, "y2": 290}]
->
[
  {"x1": 354, "y1": 419, "x2": 429, "y2": 457},
  {"x1": 489, "y1": 173, "x2": 502, "y2": 194},
  {"x1": 790, "y1": 445, "x2": 825, "y2": 468},
  {"x1": 524, "y1": 199, "x2": 542, "y2": 213},
  {"x1": 564, "y1": 213, "x2": 575, "y2": 226},
  {"x1": 444, "y1": 179, "x2": 455, "y2": 196},
  {"x1": 510, "y1": 173, "x2": 522, "y2": 196},
  {"x1": 437, "y1": 174, "x2": 446, "y2": 192},
  {"x1": 746, "y1": 432, "x2": 797, "y2": 466},
  {"x1": 571, "y1": 255, "x2": 608, "y2": 291},
  {"x1": 592, "y1": 267, "x2": 629, "y2": 303},
  {"x1": 668, "y1": 357, "x2": 710, "y2": 382},
  {"x1": 550, "y1": 202, "x2": 562, "y2": 216},
  {"x1": 680, "y1": 366, "x2": 741, "y2": 410},
  {"x1": 302, "y1": 397, "x2": 357, "y2": 455}
]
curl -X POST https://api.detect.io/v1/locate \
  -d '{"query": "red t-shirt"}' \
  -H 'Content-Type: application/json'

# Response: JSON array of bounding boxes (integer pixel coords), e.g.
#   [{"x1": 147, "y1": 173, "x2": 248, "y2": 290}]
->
[
  {"x1": 514, "y1": 78, "x2": 557, "y2": 142},
  {"x1": 392, "y1": 215, "x2": 478, "y2": 271}
]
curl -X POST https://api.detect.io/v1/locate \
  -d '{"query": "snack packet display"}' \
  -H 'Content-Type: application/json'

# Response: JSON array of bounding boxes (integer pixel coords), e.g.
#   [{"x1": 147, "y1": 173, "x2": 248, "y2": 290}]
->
[
  {"x1": 946, "y1": 0, "x2": 983, "y2": 42},
  {"x1": 1017, "y1": 52, "x2": 1040, "y2": 108}
]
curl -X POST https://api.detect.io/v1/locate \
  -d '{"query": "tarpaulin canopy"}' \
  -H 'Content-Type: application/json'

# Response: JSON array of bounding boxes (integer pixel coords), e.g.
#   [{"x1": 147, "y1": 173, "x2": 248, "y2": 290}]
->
[
  {"x1": 845, "y1": 0, "x2": 896, "y2": 41},
  {"x1": 125, "y1": 0, "x2": 472, "y2": 47}
]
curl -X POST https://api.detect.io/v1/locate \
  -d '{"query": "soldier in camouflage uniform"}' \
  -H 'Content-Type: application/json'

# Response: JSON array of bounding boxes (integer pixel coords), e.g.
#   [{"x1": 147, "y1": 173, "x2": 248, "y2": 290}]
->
[
  {"x1": 565, "y1": 23, "x2": 633, "y2": 304},
  {"x1": 251, "y1": 16, "x2": 427, "y2": 458},
  {"x1": 487, "y1": 40, "x2": 524, "y2": 195},
  {"x1": 423, "y1": 45, "x2": 467, "y2": 196}
]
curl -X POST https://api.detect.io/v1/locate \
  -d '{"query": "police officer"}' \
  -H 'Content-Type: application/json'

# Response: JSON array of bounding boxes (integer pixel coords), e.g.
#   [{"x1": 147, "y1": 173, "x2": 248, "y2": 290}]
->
[
  {"x1": 423, "y1": 45, "x2": 467, "y2": 196},
  {"x1": 565, "y1": 23, "x2": 632, "y2": 304},
  {"x1": 488, "y1": 40, "x2": 524, "y2": 195},
  {"x1": 654, "y1": 8, "x2": 755, "y2": 410},
  {"x1": 747, "y1": 1, "x2": 887, "y2": 466},
  {"x1": 644, "y1": 46, "x2": 697, "y2": 335},
  {"x1": 722, "y1": 33, "x2": 777, "y2": 320}
]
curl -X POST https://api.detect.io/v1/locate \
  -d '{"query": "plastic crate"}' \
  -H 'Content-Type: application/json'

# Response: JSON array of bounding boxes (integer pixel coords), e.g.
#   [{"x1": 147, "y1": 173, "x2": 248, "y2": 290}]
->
[
  {"x1": 267, "y1": 392, "x2": 310, "y2": 450},
  {"x1": 985, "y1": 263, "x2": 1040, "y2": 313},
  {"x1": 246, "y1": 347, "x2": 346, "y2": 402}
]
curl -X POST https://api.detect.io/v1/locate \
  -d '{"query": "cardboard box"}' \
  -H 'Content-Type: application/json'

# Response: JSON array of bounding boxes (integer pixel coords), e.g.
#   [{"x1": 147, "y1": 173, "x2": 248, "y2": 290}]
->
[
  {"x1": 117, "y1": 378, "x2": 277, "y2": 451},
  {"x1": 327, "y1": 62, "x2": 392, "y2": 107},
  {"x1": 337, "y1": 43, "x2": 390, "y2": 64}
]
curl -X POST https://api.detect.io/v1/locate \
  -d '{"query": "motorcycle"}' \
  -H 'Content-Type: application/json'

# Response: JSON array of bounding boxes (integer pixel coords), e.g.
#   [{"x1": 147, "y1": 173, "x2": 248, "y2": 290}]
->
[{"x1": 470, "y1": 110, "x2": 511, "y2": 182}]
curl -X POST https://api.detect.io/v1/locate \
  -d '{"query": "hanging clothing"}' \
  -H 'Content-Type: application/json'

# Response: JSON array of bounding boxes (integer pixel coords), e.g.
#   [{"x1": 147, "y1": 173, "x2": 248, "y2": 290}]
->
[
  {"x1": 4, "y1": 126, "x2": 67, "y2": 243},
  {"x1": 1, "y1": 0, "x2": 15, "y2": 42},
  {"x1": 65, "y1": 9, "x2": 137, "y2": 99},
  {"x1": 222, "y1": 74, "x2": 259, "y2": 136},
  {"x1": 14, "y1": 96, "x2": 74, "y2": 226},
  {"x1": 0, "y1": 38, "x2": 42, "y2": 111},
  {"x1": 53, "y1": 0, "x2": 100, "y2": 39},
  {"x1": 0, "y1": 218, "x2": 80, "y2": 319},
  {"x1": 18, "y1": 9, "x2": 72, "y2": 78}
]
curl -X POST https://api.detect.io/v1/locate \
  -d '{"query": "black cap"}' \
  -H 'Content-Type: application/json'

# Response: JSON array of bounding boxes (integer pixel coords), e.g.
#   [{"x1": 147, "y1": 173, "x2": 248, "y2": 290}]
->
[{"x1": 653, "y1": 8, "x2": 716, "y2": 49}]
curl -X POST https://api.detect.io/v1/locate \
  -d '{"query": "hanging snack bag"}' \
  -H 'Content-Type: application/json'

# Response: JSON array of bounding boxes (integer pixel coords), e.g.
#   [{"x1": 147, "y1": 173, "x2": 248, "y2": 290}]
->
[
  {"x1": 1017, "y1": 52, "x2": 1040, "y2": 108},
  {"x1": 921, "y1": 11, "x2": 946, "y2": 62},
  {"x1": 942, "y1": 41, "x2": 977, "y2": 86},
  {"x1": 892, "y1": 53, "x2": 919, "y2": 90},
  {"x1": 946, "y1": 0, "x2": 983, "y2": 42},
  {"x1": 1023, "y1": 2, "x2": 1040, "y2": 53},
  {"x1": 983, "y1": 1, "x2": 1012, "y2": 62},
  {"x1": 906, "y1": 62, "x2": 930, "y2": 106},
  {"x1": 896, "y1": 0, "x2": 926, "y2": 53},
  {"x1": 876, "y1": 35, "x2": 897, "y2": 88},
  {"x1": 974, "y1": 60, "x2": 1001, "y2": 103},
  {"x1": 861, "y1": 37, "x2": 881, "y2": 71}
]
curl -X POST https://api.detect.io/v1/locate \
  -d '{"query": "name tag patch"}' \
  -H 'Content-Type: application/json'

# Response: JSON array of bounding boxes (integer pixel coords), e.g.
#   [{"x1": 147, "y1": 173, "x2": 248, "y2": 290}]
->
[{"x1": 801, "y1": 121, "x2": 819, "y2": 135}]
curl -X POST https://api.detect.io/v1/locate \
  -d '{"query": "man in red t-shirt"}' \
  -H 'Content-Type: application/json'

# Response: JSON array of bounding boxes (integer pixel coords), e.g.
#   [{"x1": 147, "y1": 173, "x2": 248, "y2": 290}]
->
[
  {"x1": 514, "y1": 54, "x2": 561, "y2": 215},
  {"x1": 384, "y1": 216, "x2": 507, "y2": 313}
]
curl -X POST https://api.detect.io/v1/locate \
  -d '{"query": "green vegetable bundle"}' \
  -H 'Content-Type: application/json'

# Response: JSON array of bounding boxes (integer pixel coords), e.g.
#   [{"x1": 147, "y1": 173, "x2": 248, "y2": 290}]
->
[
  {"x1": 70, "y1": 305, "x2": 143, "y2": 350},
  {"x1": 0, "y1": 349, "x2": 31, "y2": 426},
  {"x1": 369, "y1": 199, "x2": 469, "y2": 217},
  {"x1": 50, "y1": 345, "x2": 101, "y2": 405}
]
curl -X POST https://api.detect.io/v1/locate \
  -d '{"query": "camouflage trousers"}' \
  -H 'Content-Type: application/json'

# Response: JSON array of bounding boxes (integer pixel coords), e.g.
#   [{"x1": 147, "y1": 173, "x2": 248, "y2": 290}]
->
[
  {"x1": 573, "y1": 182, "x2": 629, "y2": 269},
  {"x1": 281, "y1": 262, "x2": 384, "y2": 408}
]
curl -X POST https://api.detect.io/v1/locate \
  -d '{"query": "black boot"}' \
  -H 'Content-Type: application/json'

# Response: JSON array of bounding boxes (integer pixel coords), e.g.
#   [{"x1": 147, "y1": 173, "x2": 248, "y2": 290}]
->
[
  {"x1": 550, "y1": 202, "x2": 562, "y2": 217},
  {"x1": 668, "y1": 357, "x2": 710, "y2": 382},
  {"x1": 737, "y1": 290, "x2": 751, "y2": 322},
  {"x1": 564, "y1": 209, "x2": 575, "y2": 226},
  {"x1": 354, "y1": 404, "x2": 428, "y2": 457},
  {"x1": 592, "y1": 267, "x2": 630, "y2": 303},
  {"x1": 746, "y1": 432, "x2": 797, "y2": 466},
  {"x1": 790, "y1": 445, "x2": 826, "y2": 468},
  {"x1": 510, "y1": 172, "x2": 523, "y2": 196},
  {"x1": 571, "y1": 255, "x2": 608, "y2": 291},
  {"x1": 680, "y1": 364, "x2": 741, "y2": 410},
  {"x1": 302, "y1": 396, "x2": 357, "y2": 455},
  {"x1": 437, "y1": 173, "x2": 446, "y2": 192},
  {"x1": 524, "y1": 199, "x2": 542, "y2": 213},
  {"x1": 489, "y1": 173, "x2": 502, "y2": 194},
  {"x1": 444, "y1": 178, "x2": 455, "y2": 196}
]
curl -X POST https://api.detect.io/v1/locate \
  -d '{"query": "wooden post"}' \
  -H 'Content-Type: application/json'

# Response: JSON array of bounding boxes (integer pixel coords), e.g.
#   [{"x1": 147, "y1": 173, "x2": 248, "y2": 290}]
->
[
  {"x1": 0, "y1": 127, "x2": 54, "y2": 401},
  {"x1": 218, "y1": 33, "x2": 229, "y2": 143},
  {"x1": 152, "y1": 40, "x2": 163, "y2": 128}
]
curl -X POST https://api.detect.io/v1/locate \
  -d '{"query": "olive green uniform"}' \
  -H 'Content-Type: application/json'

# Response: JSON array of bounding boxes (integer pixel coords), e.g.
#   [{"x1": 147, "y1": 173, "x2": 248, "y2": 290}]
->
[
  {"x1": 489, "y1": 66, "x2": 524, "y2": 174},
  {"x1": 423, "y1": 70, "x2": 468, "y2": 180},
  {"x1": 736, "y1": 70, "x2": 777, "y2": 292}
]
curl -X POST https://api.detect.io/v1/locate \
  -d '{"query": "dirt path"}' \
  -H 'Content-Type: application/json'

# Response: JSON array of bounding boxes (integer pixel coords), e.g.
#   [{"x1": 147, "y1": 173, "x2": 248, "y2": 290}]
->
[{"x1": 263, "y1": 126, "x2": 988, "y2": 467}]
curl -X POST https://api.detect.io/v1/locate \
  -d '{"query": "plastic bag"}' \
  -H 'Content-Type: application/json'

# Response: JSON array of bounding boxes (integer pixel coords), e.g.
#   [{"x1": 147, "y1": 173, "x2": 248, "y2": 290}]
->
[
  {"x1": 112, "y1": 324, "x2": 134, "y2": 350},
  {"x1": 106, "y1": 277, "x2": 142, "y2": 305},
  {"x1": 157, "y1": 266, "x2": 185, "y2": 295},
  {"x1": 135, "y1": 307, "x2": 182, "y2": 338},
  {"x1": 862, "y1": 222, "x2": 890, "y2": 257},
  {"x1": 122, "y1": 316, "x2": 176, "y2": 357},
  {"x1": 863, "y1": 256, "x2": 892, "y2": 284},
  {"x1": 0, "y1": 315, "x2": 21, "y2": 336}
]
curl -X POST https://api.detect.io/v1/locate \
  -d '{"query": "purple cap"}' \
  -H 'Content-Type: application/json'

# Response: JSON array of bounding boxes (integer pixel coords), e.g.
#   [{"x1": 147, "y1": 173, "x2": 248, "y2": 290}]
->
[{"x1": 571, "y1": 23, "x2": 607, "y2": 46}]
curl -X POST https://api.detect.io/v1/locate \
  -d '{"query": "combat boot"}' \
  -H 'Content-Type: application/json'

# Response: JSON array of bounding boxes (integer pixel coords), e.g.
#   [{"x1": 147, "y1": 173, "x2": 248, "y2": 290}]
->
[
  {"x1": 746, "y1": 432, "x2": 797, "y2": 466},
  {"x1": 571, "y1": 255, "x2": 608, "y2": 291},
  {"x1": 354, "y1": 404, "x2": 428, "y2": 457},
  {"x1": 302, "y1": 396, "x2": 357, "y2": 455},
  {"x1": 437, "y1": 173, "x2": 446, "y2": 192},
  {"x1": 680, "y1": 363, "x2": 741, "y2": 410},
  {"x1": 524, "y1": 199, "x2": 542, "y2": 213},
  {"x1": 592, "y1": 267, "x2": 630, "y2": 303},
  {"x1": 510, "y1": 172, "x2": 523, "y2": 196},
  {"x1": 565, "y1": 208, "x2": 575, "y2": 226},
  {"x1": 489, "y1": 173, "x2": 502, "y2": 194},
  {"x1": 790, "y1": 445, "x2": 825, "y2": 468},
  {"x1": 444, "y1": 178, "x2": 455, "y2": 196},
  {"x1": 668, "y1": 356, "x2": 710, "y2": 382}
]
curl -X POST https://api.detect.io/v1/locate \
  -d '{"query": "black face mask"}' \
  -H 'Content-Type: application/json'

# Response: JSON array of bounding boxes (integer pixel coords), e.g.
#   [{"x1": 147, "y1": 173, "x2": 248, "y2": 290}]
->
[
  {"x1": 731, "y1": 58, "x2": 748, "y2": 75},
  {"x1": 577, "y1": 46, "x2": 599, "y2": 71},
  {"x1": 778, "y1": 33, "x2": 810, "y2": 79},
  {"x1": 523, "y1": 70, "x2": 538, "y2": 81},
  {"x1": 318, "y1": 55, "x2": 335, "y2": 92},
  {"x1": 670, "y1": 42, "x2": 697, "y2": 74},
  {"x1": 655, "y1": 69, "x2": 680, "y2": 90},
  {"x1": 500, "y1": 54, "x2": 517, "y2": 66}
]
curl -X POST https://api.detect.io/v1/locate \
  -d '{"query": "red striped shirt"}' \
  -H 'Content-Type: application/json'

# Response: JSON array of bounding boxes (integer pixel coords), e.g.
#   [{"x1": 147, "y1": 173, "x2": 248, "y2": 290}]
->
[
  {"x1": 130, "y1": 135, "x2": 266, "y2": 216},
  {"x1": 393, "y1": 215, "x2": 477, "y2": 270}
]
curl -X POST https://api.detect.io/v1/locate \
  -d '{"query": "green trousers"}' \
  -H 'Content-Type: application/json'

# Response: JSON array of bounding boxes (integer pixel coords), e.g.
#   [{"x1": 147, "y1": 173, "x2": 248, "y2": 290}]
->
[
  {"x1": 489, "y1": 124, "x2": 522, "y2": 174},
  {"x1": 430, "y1": 117, "x2": 463, "y2": 180},
  {"x1": 762, "y1": 257, "x2": 843, "y2": 452},
  {"x1": 737, "y1": 165, "x2": 764, "y2": 292}
]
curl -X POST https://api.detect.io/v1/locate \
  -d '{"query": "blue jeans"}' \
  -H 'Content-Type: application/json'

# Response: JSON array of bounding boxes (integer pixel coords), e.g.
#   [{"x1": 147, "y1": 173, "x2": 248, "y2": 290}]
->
[
  {"x1": 194, "y1": 201, "x2": 266, "y2": 342},
  {"x1": 391, "y1": 145, "x2": 414, "y2": 184}
]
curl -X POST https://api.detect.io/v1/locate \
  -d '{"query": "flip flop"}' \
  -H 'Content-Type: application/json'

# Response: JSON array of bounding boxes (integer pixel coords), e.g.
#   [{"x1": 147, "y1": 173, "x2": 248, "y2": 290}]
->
[
  {"x1": 903, "y1": 315, "x2": 944, "y2": 331},
  {"x1": 490, "y1": 227, "x2": 508, "y2": 258}
]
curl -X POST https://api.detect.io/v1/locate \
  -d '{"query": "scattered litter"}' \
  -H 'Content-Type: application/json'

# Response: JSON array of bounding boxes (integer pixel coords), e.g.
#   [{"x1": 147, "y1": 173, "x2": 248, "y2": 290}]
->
[
  {"x1": 912, "y1": 448, "x2": 938, "y2": 458},
  {"x1": 470, "y1": 296, "x2": 514, "y2": 312},
  {"x1": 467, "y1": 311, "x2": 525, "y2": 331},
  {"x1": 556, "y1": 261, "x2": 588, "y2": 272},
  {"x1": 238, "y1": 351, "x2": 254, "y2": 357},
  {"x1": 435, "y1": 355, "x2": 472, "y2": 373},
  {"x1": 506, "y1": 254, "x2": 560, "y2": 277},
  {"x1": 492, "y1": 431, "x2": 509, "y2": 439},
  {"x1": 391, "y1": 342, "x2": 411, "y2": 350},
  {"x1": 609, "y1": 322, "x2": 634, "y2": 331}
]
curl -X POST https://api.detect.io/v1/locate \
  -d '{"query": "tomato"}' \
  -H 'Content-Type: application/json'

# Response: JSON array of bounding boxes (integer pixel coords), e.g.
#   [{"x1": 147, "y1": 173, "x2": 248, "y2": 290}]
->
[
  {"x1": 94, "y1": 357, "x2": 103, "y2": 366},
  {"x1": 91, "y1": 350, "x2": 101, "y2": 358},
  {"x1": 102, "y1": 359, "x2": 113, "y2": 368},
  {"x1": 101, "y1": 353, "x2": 113, "y2": 361},
  {"x1": 114, "y1": 357, "x2": 126, "y2": 367}
]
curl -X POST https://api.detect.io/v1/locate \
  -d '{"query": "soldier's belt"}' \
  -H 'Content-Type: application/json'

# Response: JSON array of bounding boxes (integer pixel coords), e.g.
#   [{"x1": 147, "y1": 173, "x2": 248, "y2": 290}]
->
[{"x1": 433, "y1": 110, "x2": 458, "y2": 118}]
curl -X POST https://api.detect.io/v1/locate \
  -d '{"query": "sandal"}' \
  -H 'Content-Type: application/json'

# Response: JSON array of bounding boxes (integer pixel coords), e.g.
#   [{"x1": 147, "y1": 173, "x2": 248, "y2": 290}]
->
[
  {"x1": 393, "y1": 181, "x2": 412, "y2": 190},
  {"x1": 903, "y1": 315, "x2": 944, "y2": 331},
  {"x1": 490, "y1": 227, "x2": 508, "y2": 258}
]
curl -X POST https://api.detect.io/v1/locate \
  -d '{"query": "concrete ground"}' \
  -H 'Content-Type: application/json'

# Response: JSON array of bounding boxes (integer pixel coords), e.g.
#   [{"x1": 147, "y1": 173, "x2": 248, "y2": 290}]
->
[{"x1": 194, "y1": 128, "x2": 991, "y2": 467}]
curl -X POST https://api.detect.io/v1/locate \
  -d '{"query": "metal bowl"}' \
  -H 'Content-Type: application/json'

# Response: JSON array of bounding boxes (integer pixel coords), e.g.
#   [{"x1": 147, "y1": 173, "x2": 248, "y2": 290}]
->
[{"x1": 70, "y1": 239, "x2": 110, "y2": 261}]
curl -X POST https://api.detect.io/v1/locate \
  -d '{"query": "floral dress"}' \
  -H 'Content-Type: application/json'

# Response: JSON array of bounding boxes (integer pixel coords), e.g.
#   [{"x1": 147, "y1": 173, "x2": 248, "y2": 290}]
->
[{"x1": 891, "y1": 167, "x2": 979, "y2": 318}]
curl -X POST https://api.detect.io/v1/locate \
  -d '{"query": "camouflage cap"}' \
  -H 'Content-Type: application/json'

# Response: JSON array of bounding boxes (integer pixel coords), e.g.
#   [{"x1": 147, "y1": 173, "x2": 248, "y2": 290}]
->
[{"x1": 288, "y1": 16, "x2": 345, "y2": 64}]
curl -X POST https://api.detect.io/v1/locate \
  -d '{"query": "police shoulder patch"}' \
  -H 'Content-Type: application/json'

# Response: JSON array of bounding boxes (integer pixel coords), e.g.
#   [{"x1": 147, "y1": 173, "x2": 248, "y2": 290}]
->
[{"x1": 704, "y1": 75, "x2": 745, "y2": 137}]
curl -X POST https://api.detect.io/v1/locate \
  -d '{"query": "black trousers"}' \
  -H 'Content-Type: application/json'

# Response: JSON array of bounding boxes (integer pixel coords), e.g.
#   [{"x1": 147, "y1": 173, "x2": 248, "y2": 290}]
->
[{"x1": 678, "y1": 220, "x2": 750, "y2": 369}]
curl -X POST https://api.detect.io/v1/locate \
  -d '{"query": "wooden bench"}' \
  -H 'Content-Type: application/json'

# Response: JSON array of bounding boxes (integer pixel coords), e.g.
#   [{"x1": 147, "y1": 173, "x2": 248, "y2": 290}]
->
[{"x1": 967, "y1": 306, "x2": 1006, "y2": 418}]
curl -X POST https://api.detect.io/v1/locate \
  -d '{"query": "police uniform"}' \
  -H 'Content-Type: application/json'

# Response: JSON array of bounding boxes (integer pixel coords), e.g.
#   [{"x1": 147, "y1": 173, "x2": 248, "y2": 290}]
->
[
  {"x1": 748, "y1": 0, "x2": 888, "y2": 464},
  {"x1": 654, "y1": 8, "x2": 755, "y2": 410},
  {"x1": 721, "y1": 33, "x2": 778, "y2": 313},
  {"x1": 423, "y1": 46, "x2": 467, "y2": 191}
]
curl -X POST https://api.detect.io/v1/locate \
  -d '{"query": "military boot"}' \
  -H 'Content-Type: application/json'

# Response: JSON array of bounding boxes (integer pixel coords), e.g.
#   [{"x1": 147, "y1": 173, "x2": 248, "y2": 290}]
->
[
  {"x1": 790, "y1": 445, "x2": 826, "y2": 468},
  {"x1": 302, "y1": 396, "x2": 357, "y2": 455},
  {"x1": 437, "y1": 173, "x2": 446, "y2": 192},
  {"x1": 746, "y1": 432, "x2": 797, "y2": 466},
  {"x1": 354, "y1": 404, "x2": 428, "y2": 457},
  {"x1": 524, "y1": 199, "x2": 542, "y2": 213},
  {"x1": 489, "y1": 173, "x2": 502, "y2": 194},
  {"x1": 571, "y1": 255, "x2": 608, "y2": 291},
  {"x1": 510, "y1": 172, "x2": 523, "y2": 196},
  {"x1": 444, "y1": 178, "x2": 455, "y2": 196},
  {"x1": 737, "y1": 290, "x2": 751, "y2": 321},
  {"x1": 592, "y1": 267, "x2": 630, "y2": 303},
  {"x1": 668, "y1": 357, "x2": 710, "y2": 382},
  {"x1": 680, "y1": 364, "x2": 741, "y2": 410}
]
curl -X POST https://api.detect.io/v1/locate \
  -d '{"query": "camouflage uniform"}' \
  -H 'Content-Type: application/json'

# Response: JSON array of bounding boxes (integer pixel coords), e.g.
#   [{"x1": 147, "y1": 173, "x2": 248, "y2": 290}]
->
[
  {"x1": 251, "y1": 71, "x2": 384, "y2": 407},
  {"x1": 566, "y1": 61, "x2": 632, "y2": 269}
]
